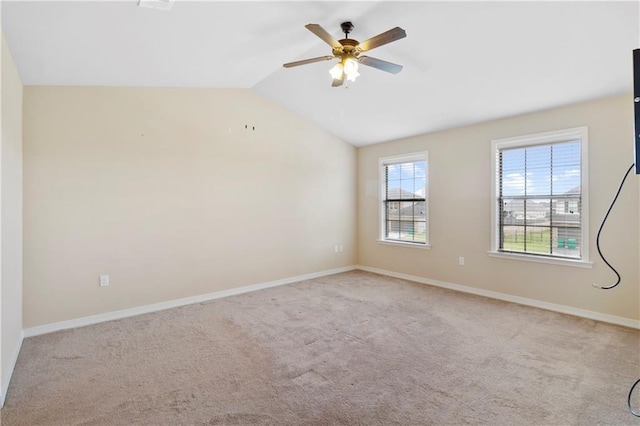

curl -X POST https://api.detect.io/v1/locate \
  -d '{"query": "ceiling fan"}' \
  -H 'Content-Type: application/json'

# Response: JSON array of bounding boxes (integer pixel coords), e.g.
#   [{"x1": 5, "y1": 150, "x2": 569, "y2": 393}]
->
[{"x1": 283, "y1": 21, "x2": 407, "y2": 87}]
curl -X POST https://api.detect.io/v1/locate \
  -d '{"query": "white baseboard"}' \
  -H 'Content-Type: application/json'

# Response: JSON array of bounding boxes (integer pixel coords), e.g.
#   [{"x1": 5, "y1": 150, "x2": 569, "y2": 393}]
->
[
  {"x1": 24, "y1": 265, "x2": 357, "y2": 338},
  {"x1": 1, "y1": 330, "x2": 24, "y2": 408},
  {"x1": 22, "y1": 263, "x2": 639, "y2": 338},
  {"x1": 356, "y1": 265, "x2": 640, "y2": 329}
]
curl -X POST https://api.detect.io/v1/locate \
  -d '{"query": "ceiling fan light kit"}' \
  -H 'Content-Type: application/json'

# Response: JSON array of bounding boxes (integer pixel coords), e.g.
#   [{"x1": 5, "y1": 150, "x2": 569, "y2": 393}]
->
[
  {"x1": 329, "y1": 55, "x2": 360, "y2": 83},
  {"x1": 283, "y1": 21, "x2": 406, "y2": 87}
]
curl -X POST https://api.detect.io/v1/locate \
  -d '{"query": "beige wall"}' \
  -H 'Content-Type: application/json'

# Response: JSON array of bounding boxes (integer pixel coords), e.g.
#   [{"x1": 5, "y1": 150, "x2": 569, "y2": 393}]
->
[
  {"x1": 1, "y1": 32, "x2": 24, "y2": 403},
  {"x1": 358, "y1": 94, "x2": 639, "y2": 321},
  {"x1": 18, "y1": 87, "x2": 640, "y2": 328},
  {"x1": 23, "y1": 87, "x2": 356, "y2": 328}
]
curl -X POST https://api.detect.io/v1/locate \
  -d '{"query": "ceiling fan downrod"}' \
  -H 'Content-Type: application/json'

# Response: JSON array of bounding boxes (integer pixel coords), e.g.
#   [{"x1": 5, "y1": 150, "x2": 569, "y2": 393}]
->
[{"x1": 341, "y1": 21, "x2": 354, "y2": 39}]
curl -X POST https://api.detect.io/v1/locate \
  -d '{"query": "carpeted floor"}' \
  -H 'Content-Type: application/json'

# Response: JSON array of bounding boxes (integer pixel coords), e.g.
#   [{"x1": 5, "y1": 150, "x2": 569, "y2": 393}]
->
[{"x1": 2, "y1": 270, "x2": 639, "y2": 425}]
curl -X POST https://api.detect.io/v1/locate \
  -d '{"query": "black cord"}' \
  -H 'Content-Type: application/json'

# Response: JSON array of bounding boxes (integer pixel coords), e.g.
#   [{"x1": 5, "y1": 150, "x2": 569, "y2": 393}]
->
[
  {"x1": 629, "y1": 378, "x2": 640, "y2": 417},
  {"x1": 590, "y1": 163, "x2": 639, "y2": 417},
  {"x1": 592, "y1": 163, "x2": 635, "y2": 290}
]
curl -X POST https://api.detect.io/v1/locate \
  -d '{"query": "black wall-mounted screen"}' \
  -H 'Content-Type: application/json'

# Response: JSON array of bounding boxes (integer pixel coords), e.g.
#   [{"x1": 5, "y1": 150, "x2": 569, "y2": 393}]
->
[{"x1": 634, "y1": 49, "x2": 640, "y2": 174}]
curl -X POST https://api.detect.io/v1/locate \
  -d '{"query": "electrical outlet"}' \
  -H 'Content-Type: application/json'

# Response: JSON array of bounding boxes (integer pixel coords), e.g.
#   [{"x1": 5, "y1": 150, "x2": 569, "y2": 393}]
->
[
  {"x1": 99, "y1": 275, "x2": 109, "y2": 287},
  {"x1": 458, "y1": 257, "x2": 465, "y2": 266}
]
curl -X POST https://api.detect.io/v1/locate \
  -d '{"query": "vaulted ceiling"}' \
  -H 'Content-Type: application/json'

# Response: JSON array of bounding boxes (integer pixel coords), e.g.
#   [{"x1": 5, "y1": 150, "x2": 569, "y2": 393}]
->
[{"x1": 2, "y1": 1, "x2": 638, "y2": 146}]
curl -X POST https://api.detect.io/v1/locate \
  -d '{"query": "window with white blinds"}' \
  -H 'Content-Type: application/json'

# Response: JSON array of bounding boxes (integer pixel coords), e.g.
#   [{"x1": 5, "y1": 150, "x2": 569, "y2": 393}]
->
[
  {"x1": 379, "y1": 152, "x2": 428, "y2": 246},
  {"x1": 491, "y1": 127, "x2": 589, "y2": 263}
]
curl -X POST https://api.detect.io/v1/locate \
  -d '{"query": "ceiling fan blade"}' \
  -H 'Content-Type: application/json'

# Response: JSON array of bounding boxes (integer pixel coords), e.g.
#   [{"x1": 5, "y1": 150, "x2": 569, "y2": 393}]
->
[
  {"x1": 305, "y1": 24, "x2": 342, "y2": 49},
  {"x1": 359, "y1": 56, "x2": 403, "y2": 74},
  {"x1": 331, "y1": 76, "x2": 344, "y2": 87},
  {"x1": 283, "y1": 55, "x2": 335, "y2": 68},
  {"x1": 357, "y1": 27, "x2": 406, "y2": 52}
]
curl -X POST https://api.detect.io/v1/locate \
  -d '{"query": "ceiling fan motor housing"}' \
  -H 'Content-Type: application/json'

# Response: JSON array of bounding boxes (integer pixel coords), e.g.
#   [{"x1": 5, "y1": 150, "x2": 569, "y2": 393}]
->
[{"x1": 333, "y1": 38, "x2": 359, "y2": 57}]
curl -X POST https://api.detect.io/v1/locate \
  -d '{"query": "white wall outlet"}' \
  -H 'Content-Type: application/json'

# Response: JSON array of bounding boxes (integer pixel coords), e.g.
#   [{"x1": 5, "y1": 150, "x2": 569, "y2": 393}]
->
[
  {"x1": 458, "y1": 257, "x2": 465, "y2": 266},
  {"x1": 339, "y1": 244, "x2": 344, "y2": 252},
  {"x1": 334, "y1": 245, "x2": 338, "y2": 253},
  {"x1": 99, "y1": 274, "x2": 109, "y2": 287}
]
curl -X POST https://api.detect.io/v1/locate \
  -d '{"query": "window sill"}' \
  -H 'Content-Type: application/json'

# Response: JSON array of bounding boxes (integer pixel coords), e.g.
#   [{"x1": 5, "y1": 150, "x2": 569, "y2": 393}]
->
[
  {"x1": 487, "y1": 251, "x2": 593, "y2": 268},
  {"x1": 377, "y1": 240, "x2": 431, "y2": 250}
]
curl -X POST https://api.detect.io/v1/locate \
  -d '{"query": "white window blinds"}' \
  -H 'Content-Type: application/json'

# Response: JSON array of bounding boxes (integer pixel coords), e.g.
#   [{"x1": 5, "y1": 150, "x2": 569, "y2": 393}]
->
[
  {"x1": 381, "y1": 153, "x2": 428, "y2": 244},
  {"x1": 497, "y1": 140, "x2": 582, "y2": 258}
]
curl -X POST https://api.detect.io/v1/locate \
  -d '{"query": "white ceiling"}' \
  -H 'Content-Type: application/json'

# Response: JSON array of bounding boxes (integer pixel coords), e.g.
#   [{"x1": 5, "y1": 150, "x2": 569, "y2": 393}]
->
[{"x1": 2, "y1": 1, "x2": 639, "y2": 146}]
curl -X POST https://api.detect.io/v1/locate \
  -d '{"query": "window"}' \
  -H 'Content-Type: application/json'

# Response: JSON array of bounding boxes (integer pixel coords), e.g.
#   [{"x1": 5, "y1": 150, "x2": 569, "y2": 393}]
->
[
  {"x1": 379, "y1": 152, "x2": 428, "y2": 246},
  {"x1": 490, "y1": 127, "x2": 589, "y2": 265}
]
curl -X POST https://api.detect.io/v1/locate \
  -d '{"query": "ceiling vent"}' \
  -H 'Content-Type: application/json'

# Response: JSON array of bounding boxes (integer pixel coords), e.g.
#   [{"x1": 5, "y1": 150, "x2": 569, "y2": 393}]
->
[{"x1": 137, "y1": 0, "x2": 173, "y2": 11}]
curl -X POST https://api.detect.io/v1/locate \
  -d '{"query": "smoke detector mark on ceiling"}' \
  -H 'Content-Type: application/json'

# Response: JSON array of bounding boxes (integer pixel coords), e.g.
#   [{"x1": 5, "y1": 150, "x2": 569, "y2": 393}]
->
[{"x1": 138, "y1": 0, "x2": 173, "y2": 11}]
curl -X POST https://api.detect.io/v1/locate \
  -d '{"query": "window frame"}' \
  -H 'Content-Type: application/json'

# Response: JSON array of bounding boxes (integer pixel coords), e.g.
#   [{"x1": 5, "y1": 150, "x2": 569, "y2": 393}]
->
[
  {"x1": 378, "y1": 151, "x2": 430, "y2": 248},
  {"x1": 489, "y1": 127, "x2": 592, "y2": 268}
]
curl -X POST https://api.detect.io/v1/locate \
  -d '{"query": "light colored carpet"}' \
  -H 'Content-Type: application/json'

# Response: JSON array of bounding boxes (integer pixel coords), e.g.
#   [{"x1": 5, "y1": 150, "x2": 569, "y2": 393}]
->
[{"x1": 2, "y1": 270, "x2": 639, "y2": 425}]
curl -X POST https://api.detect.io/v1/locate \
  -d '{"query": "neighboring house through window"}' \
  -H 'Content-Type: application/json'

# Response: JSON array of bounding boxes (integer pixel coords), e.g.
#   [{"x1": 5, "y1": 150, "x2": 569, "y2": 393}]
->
[
  {"x1": 490, "y1": 127, "x2": 590, "y2": 266},
  {"x1": 379, "y1": 152, "x2": 429, "y2": 246}
]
